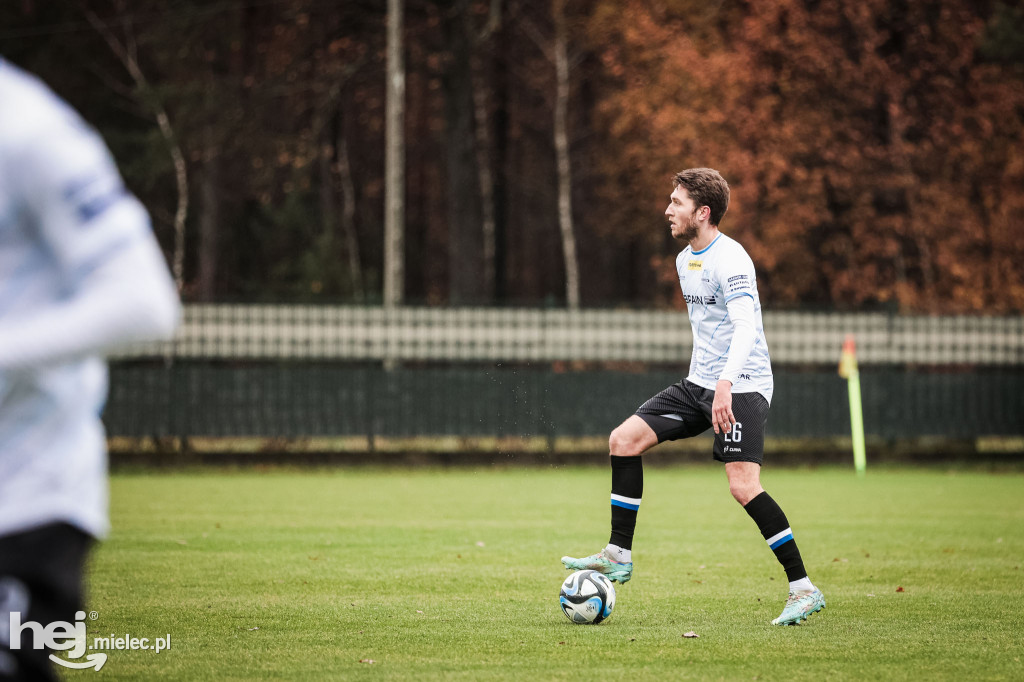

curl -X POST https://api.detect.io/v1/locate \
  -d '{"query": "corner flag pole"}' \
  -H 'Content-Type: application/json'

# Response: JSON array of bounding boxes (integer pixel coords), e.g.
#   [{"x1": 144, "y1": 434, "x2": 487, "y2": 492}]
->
[{"x1": 839, "y1": 334, "x2": 866, "y2": 476}]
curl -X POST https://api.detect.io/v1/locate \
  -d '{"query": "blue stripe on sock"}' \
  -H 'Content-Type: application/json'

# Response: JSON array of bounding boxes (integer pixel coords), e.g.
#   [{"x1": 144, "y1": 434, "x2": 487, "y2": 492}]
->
[
  {"x1": 610, "y1": 499, "x2": 640, "y2": 511},
  {"x1": 769, "y1": 534, "x2": 794, "y2": 549}
]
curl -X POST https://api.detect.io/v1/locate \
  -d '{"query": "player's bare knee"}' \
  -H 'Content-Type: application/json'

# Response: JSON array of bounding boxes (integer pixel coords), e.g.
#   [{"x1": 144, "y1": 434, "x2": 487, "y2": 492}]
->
[
  {"x1": 607, "y1": 429, "x2": 627, "y2": 456},
  {"x1": 729, "y1": 481, "x2": 759, "y2": 505},
  {"x1": 608, "y1": 428, "x2": 643, "y2": 457}
]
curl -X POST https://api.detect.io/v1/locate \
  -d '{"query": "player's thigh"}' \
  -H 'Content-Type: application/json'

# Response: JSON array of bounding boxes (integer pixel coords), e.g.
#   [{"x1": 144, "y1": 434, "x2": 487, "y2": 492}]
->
[
  {"x1": 609, "y1": 414, "x2": 659, "y2": 455},
  {"x1": 634, "y1": 381, "x2": 712, "y2": 444},
  {"x1": 712, "y1": 392, "x2": 769, "y2": 464}
]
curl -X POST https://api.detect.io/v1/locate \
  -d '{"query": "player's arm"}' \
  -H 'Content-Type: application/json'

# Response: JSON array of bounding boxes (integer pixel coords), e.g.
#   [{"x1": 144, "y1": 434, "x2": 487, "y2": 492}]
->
[
  {"x1": 711, "y1": 253, "x2": 758, "y2": 434},
  {"x1": 720, "y1": 295, "x2": 757, "y2": 385},
  {"x1": 0, "y1": 117, "x2": 181, "y2": 371},
  {"x1": 711, "y1": 295, "x2": 756, "y2": 434}
]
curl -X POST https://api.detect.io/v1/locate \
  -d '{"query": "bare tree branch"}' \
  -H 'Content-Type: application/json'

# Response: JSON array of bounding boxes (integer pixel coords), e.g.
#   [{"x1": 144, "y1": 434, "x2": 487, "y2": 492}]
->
[
  {"x1": 82, "y1": 6, "x2": 189, "y2": 294},
  {"x1": 473, "y1": 0, "x2": 502, "y2": 45},
  {"x1": 83, "y1": 62, "x2": 138, "y2": 102},
  {"x1": 518, "y1": 14, "x2": 553, "y2": 62}
]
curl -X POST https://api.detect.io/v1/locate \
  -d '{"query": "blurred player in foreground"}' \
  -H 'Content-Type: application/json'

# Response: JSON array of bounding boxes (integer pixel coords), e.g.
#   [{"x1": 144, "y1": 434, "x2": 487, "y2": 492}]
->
[
  {"x1": 562, "y1": 168, "x2": 825, "y2": 626},
  {"x1": 0, "y1": 58, "x2": 181, "y2": 680}
]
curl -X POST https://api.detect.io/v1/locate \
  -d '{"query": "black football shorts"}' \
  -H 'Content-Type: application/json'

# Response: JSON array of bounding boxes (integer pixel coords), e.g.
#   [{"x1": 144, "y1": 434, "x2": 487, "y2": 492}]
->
[{"x1": 635, "y1": 379, "x2": 770, "y2": 464}]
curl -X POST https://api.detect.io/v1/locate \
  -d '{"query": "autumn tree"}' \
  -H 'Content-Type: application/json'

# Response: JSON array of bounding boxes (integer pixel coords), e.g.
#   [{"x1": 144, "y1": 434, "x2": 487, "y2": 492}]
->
[
  {"x1": 589, "y1": 0, "x2": 1024, "y2": 312},
  {"x1": 5, "y1": 0, "x2": 1021, "y2": 312}
]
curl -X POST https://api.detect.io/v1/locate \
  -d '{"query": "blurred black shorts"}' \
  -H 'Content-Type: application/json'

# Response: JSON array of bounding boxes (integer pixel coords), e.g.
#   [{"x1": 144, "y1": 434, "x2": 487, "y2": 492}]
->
[{"x1": 0, "y1": 523, "x2": 92, "y2": 682}]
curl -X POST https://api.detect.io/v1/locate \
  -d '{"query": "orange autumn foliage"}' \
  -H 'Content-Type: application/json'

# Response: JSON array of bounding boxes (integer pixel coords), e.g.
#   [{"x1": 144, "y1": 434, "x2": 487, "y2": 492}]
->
[{"x1": 588, "y1": 0, "x2": 1024, "y2": 312}]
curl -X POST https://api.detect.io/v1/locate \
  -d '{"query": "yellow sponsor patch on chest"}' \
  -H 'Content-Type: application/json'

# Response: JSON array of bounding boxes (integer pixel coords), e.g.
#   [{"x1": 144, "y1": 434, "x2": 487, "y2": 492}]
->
[{"x1": 687, "y1": 260, "x2": 703, "y2": 271}]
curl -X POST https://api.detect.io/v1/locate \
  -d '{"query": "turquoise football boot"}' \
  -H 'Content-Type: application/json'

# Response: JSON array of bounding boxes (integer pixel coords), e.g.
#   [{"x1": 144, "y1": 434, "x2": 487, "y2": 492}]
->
[
  {"x1": 561, "y1": 548, "x2": 633, "y2": 584},
  {"x1": 771, "y1": 588, "x2": 826, "y2": 625}
]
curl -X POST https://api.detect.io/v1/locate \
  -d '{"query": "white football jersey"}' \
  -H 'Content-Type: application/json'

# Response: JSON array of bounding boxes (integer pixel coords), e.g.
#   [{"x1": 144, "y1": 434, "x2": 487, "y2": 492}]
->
[
  {"x1": 676, "y1": 233, "x2": 774, "y2": 403},
  {"x1": 0, "y1": 59, "x2": 179, "y2": 538}
]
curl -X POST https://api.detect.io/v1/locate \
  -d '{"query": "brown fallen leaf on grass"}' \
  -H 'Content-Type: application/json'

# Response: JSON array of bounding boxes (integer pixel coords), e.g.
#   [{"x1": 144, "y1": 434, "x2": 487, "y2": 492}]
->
[
  {"x1": 896, "y1": 586, "x2": 905, "y2": 592},
  {"x1": 683, "y1": 631, "x2": 699, "y2": 638},
  {"x1": 359, "y1": 659, "x2": 376, "y2": 664}
]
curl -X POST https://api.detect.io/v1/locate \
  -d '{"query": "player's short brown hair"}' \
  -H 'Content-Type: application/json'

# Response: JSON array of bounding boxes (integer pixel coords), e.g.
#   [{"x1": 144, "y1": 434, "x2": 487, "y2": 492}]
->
[{"x1": 673, "y1": 168, "x2": 730, "y2": 226}]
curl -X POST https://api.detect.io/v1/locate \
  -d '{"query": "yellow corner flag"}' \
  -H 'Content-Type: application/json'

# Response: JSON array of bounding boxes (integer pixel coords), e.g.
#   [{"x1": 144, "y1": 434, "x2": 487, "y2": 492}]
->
[{"x1": 839, "y1": 334, "x2": 866, "y2": 476}]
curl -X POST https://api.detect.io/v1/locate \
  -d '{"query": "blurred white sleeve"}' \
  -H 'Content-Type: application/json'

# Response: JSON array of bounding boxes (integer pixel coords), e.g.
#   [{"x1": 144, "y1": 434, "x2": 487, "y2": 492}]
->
[
  {"x1": 0, "y1": 104, "x2": 180, "y2": 371},
  {"x1": 0, "y1": 236, "x2": 180, "y2": 370},
  {"x1": 719, "y1": 295, "x2": 756, "y2": 384}
]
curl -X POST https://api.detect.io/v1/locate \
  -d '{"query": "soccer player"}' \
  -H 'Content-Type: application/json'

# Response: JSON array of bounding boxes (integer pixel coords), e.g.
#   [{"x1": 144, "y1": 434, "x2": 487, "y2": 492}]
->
[
  {"x1": 562, "y1": 168, "x2": 825, "y2": 626},
  {"x1": 0, "y1": 58, "x2": 181, "y2": 680}
]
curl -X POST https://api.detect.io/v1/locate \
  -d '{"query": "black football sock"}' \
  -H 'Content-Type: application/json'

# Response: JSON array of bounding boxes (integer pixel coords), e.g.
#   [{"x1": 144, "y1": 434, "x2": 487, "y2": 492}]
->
[
  {"x1": 743, "y1": 491, "x2": 808, "y2": 583},
  {"x1": 608, "y1": 455, "x2": 643, "y2": 551}
]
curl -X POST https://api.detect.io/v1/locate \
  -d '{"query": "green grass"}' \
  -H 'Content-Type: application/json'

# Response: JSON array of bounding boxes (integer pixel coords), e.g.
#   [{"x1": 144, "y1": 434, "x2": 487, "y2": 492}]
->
[{"x1": 83, "y1": 466, "x2": 1024, "y2": 681}]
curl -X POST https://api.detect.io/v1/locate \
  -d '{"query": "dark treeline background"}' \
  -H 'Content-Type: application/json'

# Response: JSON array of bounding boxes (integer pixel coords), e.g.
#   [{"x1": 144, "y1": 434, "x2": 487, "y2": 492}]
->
[{"x1": 3, "y1": 0, "x2": 1023, "y2": 312}]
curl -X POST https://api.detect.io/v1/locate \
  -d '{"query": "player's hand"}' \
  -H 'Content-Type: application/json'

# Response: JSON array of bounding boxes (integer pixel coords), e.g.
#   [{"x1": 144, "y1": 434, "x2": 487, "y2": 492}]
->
[{"x1": 712, "y1": 379, "x2": 735, "y2": 434}]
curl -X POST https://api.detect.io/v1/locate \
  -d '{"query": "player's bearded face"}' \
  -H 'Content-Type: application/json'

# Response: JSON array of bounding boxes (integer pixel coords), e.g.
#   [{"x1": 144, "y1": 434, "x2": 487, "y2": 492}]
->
[
  {"x1": 666, "y1": 186, "x2": 701, "y2": 241},
  {"x1": 678, "y1": 208, "x2": 700, "y2": 241}
]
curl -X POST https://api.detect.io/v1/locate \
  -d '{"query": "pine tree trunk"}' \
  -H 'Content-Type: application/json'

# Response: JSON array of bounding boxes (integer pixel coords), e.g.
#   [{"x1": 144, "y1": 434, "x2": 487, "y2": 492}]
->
[
  {"x1": 337, "y1": 129, "x2": 364, "y2": 302},
  {"x1": 197, "y1": 140, "x2": 219, "y2": 301},
  {"x1": 384, "y1": 0, "x2": 405, "y2": 307},
  {"x1": 445, "y1": 0, "x2": 484, "y2": 305},
  {"x1": 553, "y1": 0, "x2": 580, "y2": 309}
]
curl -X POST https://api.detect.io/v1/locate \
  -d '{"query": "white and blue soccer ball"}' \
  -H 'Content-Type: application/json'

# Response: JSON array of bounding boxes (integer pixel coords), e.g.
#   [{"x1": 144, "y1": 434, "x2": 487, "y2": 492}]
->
[{"x1": 559, "y1": 570, "x2": 615, "y2": 624}]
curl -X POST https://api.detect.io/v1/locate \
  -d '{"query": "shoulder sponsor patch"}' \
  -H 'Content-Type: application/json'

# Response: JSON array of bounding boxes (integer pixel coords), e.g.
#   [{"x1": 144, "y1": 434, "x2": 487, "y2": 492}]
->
[{"x1": 726, "y1": 273, "x2": 752, "y2": 295}]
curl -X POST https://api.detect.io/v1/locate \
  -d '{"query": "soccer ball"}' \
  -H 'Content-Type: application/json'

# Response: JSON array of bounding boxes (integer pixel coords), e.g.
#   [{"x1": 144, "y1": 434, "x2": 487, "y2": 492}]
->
[{"x1": 559, "y1": 570, "x2": 615, "y2": 624}]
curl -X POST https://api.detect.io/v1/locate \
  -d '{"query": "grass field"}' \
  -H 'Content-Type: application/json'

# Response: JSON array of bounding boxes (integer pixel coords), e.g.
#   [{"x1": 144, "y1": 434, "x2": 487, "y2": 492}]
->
[{"x1": 80, "y1": 466, "x2": 1024, "y2": 681}]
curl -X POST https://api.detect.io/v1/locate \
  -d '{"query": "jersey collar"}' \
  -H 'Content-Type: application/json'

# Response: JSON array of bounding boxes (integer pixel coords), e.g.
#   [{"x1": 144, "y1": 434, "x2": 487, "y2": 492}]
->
[{"x1": 691, "y1": 233, "x2": 722, "y2": 255}]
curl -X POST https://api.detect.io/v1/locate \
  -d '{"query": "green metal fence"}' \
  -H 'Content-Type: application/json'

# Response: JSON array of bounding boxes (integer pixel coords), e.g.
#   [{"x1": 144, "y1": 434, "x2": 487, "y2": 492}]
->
[{"x1": 104, "y1": 306, "x2": 1024, "y2": 453}]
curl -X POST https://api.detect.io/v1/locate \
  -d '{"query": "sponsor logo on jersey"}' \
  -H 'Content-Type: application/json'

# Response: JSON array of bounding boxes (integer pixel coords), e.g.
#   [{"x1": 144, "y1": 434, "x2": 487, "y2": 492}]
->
[
  {"x1": 727, "y1": 278, "x2": 752, "y2": 294},
  {"x1": 683, "y1": 293, "x2": 717, "y2": 306},
  {"x1": 727, "y1": 274, "x2": 748, "y2": 282},
  {"x1": 687, "y1": 260, "x2": 703, "y2": 271}
]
